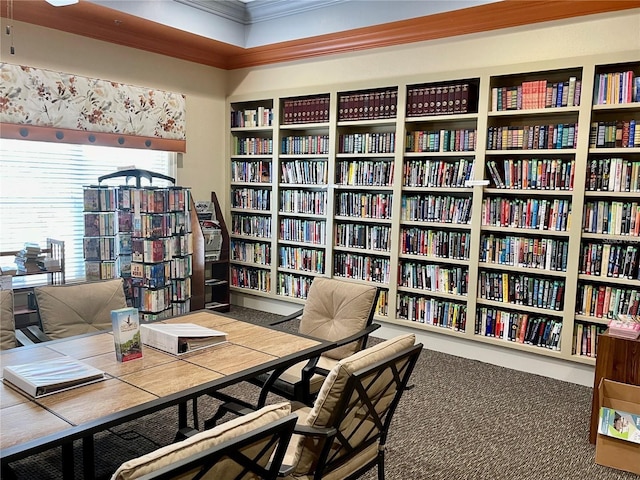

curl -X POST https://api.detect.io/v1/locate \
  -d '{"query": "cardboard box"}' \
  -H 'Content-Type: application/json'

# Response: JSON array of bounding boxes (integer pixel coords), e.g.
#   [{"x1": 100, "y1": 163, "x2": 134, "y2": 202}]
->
[{"x1": 595, "y1": 379, "x2": 640, "y2": 475}]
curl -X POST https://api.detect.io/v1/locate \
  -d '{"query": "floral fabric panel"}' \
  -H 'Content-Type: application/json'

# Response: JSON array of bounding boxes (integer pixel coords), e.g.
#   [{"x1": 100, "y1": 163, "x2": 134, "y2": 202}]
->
[{"x1": 0, "y1": 63, "x2": 186, "y2": 141}]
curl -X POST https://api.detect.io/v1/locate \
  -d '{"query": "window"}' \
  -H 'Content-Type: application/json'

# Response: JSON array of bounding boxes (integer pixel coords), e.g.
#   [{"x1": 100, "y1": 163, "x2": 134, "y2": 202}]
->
[{"x1": 0, "y1": 139, "x2": 176, "y2": 285}]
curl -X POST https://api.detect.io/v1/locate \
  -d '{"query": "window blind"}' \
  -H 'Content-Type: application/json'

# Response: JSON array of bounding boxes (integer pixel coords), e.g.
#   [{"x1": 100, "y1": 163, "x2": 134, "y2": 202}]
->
[{"x1": 0, "y1": 139, "x2": 176, "y2": 285}]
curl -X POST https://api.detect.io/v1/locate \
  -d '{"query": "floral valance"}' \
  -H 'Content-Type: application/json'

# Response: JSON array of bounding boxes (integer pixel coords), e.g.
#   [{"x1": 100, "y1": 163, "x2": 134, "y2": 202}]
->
[{"x1": 0, "y1": 63, "x2": 186, "y2": 152}]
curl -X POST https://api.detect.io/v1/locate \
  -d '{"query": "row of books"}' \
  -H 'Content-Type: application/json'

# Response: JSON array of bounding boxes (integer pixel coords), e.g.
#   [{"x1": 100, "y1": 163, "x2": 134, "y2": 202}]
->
[
  {"x1": 281, "y1": 135, "x2": 330, "y2": 155},
  {"x1": 231, "y1": 160, "x2": 271, "y2": 183},
  {"x1": 281, "y1": 160, "x2": 328, "y2": 185},
  {"x1": 402, "y1": 158, "x2": 474, "y2": 189},
  {"x1": 231, "y1": 187, "x2": 271, "y2": 211},
  {"x1": 130, "y1": 237, "x2": 177, "y2": 263},
  {"x1": 491, "y1": 77, "x2": 581, "y2": 111},
  {"x1": 396, "y1": 294, "x2": 467, "y2": 331},
  {"x1": 579, "y1": 243, "x2": 639, "y2": 280},
  {"x1": 589, "y1": 120, "x2": 639, "y2": 148},
  {"x1": 279, "y1": 190, "x2": 327, "y2": 215},
  {"x1": 593, "y1": 71, "x2": 639, "y2": 105},
  {"x1": 334, "y1": 223, "x2": 391, "y2": 252},
  {"x1": 481, "y1": 197, "x2": 571, "y2": 232},
  {"x1": 171, "y1": 278, "x2": 191, "y2": 302},
  {"x1": 279, "y1": 245, "x2": 325, "y2": 273},
  {"x1": 338, "y1": 88, "x2": 398, "y2": 121},
  {"x1": 582, "y1": 200, "x2": 640, "y2": 237},
  {"x1": 376, "y1": 289, "x2": 389, "y2": 316},
  {"x1": 479, "y1": 234, "x2": 569, "y2": 272},
  {"x1": 585, "y1": 158, "x2": 640, "y2": 193},
  {"x1": 478, "y1": 272, "x2": 565, "y2": 310},
  {"x1": 398, "y1": 262, "x2": 468, "y2": 296},
  {"x1": 84, "y1": 212, "x2": 117, "y2": 237},
  {"x1": 485, "y1": 158, "x2": 575, "y2": 191},
  {"x1": 117, "y1": 211, "x2": 190, "y2": 236},
  {"x1": 282, "y1": 96, "x2": 330, "y2": 125},
  {"x1": 400, "y1": 228, "x2": 470, "y2": 260},
  {"x1": 169, "y1": 256, "x2": 193, "y2": 280},
  {"x1": 231, "y1": 106, "x2": 273, "y2": 128},
  {"x1": 487, "y1": 123, "x2": 578, "y2": 150},
  {"x1": 575, "y1": 283, "x2": 639, "y2": 319},
  {"x1": 279, "y1": 218, "x2": 326, "y2": 244},
  {"x1": 131, "y1": 285, "x2": 172, "y2": 314},
  {"x1": 338, "y1": 132, "x2": 395, "y2": 154},
  {"x1": 85, "y1": 260, "x2": 118, "y2": 281},
  {"x1": 233, "y1": 137, "x2": 273, "y2": 155},
  {"x1": 406, "y1": 81, "x2": 476, "y2": 117},
  {"x1": 405, "y1": 129, "x2": 477, "y2": 153},
  {"x1": 336, "y1": 159, "x2": 394, "y2": 187},
  {"x1": 400, "y1": 194, "x2": 472, "y2": 225},
  {"x1": 335, "y1": 191, "x2": 392, "y2": 219},
  {"x1": 230, "y1": 265, "x2": 271, "y2": 292},
  {"x1": 231, "y1": 213, "x2": 272, "y2": 238},
  {"x1": 573, "y1": 322, "x2": 606, "y2": 357},
  {"x1": 84, "y1": 186, "x2": 190, "y2": 214},
  {"x1": 230, "y1": 240, "x2": 271, "y2": 265},
  {"x1": 83, "y1": 237, "x2": 117, "y2": 261},
  {"x1": 131, "y1": 262, "x2": 171, "y2": 288},
  {"x1": 333, "y1": 253, "x2": 390, "y2": 284},
  {"x1": 276, "y1": 272, "x2": 314, "y2": 299},
  {"x1": 475, "y1": 307, "x2": 562, "y2": 350}
]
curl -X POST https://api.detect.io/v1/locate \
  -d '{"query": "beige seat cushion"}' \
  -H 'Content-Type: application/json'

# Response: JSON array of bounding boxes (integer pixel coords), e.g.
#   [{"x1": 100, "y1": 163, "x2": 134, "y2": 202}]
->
[
  {"x1": 298, "y1": 278, "x2": 377, "y2": 360},
  {"x1": 35, "y1": 279, "x2": 127, "y2": 340},
  {"x1": 287, "y1": 333, "x2": 416, "y2": 477},
  {"x1": 0, "y1": 289, "x2": 16, "y2": 350},
  {"x1": 111, "y1": 402, "x2": 292, "y2": 480}
]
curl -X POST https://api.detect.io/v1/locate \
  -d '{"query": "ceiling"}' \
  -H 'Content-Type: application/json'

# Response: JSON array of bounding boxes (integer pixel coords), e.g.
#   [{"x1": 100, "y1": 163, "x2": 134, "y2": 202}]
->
[
  {"x1": 89, "y1": 0, "x2": 500, "y2": 48},
  {"x1": 3, "y1": 1, "x2": 639, "y2": 69}
]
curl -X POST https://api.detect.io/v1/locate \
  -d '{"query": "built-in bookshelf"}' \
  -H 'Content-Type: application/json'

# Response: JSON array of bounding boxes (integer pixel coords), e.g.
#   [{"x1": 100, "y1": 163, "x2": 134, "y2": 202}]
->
[{"x1": 227, "y1": 54, "x2": 640, "y2": 366}]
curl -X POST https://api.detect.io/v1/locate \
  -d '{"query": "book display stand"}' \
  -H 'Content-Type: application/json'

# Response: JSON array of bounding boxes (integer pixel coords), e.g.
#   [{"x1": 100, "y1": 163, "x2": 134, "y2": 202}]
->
[
  {"x1": 228, "y1": 54, "x2": 640, "y2": 367},
  {"x1": 83, "y1": 169, "x2": 196, "y2": 321},
  {"x1": 200, "y1": 192, "x2": 230, "y2": 312}
]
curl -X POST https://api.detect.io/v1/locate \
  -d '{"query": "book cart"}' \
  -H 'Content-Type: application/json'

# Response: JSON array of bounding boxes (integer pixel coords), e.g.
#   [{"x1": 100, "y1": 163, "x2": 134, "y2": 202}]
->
[
  {"x1": 83, "y1": 169, "x2": 201, "y2": 321},
  {"x1": 227, "y1": 52, "x2": 640, "y2": 368}
]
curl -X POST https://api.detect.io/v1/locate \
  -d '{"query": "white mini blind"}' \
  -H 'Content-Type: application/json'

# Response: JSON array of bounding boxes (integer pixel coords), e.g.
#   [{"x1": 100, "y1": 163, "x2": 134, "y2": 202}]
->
[{"x1": 0, "y1": 139, "x2": 176, "y2": 285}]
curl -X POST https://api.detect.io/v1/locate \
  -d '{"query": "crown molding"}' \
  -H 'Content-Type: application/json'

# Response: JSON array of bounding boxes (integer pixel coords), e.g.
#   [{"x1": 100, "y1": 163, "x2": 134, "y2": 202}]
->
[{"x1": 1, "y1": 0, "x2": 638, "y2": 70}]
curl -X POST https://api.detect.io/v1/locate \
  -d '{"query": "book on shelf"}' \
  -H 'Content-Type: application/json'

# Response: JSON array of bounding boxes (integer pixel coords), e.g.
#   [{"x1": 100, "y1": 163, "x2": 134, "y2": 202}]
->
[
  {"x1": 140, "y1": 323, "x2": 228, "y2": 355},
  {"x1": 111, "y1": 307, "x2": 143, "y2": 362},
  {"x1": 2, "y1": 357, "x2": 106, "y2": 398}
]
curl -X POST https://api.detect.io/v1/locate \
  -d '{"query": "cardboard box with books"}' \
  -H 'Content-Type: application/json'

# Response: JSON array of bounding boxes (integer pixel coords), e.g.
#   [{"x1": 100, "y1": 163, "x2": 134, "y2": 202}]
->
[
  {"x1": 111, "y1": 307, "x2": 143, "y2": 362},
  {"x1": 595, "y1": 379, "x2": 640, "y2": 475}
]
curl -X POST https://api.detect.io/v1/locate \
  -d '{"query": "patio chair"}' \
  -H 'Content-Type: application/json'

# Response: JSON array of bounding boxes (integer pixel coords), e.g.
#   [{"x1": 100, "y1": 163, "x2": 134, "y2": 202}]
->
[{"x1": 111, "y1": 402, "x2": 296, "y2": 480}]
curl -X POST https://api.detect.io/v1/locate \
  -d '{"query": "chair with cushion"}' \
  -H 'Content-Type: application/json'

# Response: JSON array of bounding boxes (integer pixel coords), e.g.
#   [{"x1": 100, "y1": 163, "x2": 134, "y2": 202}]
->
[
  {"x1": 204, "y1": 278, "x2": 381, "y2": 428},
  {"x1": 279, "y1": 333, "x2": 422, "y2": 480},
  {"x1": 0, "y1": 289, "x2": 17, "y2": 350},
  {"x1": 32, "y1": 278, "x2": 127, "y2": 341},
  {"x1": 111, "y1": 402, "x2": 297, "y2": 480}
]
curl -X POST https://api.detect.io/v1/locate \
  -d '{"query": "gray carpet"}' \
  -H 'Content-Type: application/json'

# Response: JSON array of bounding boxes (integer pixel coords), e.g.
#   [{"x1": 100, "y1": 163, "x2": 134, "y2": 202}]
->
[{"x1": 7, "y1": 306, "x2": 638, "y2": 479}]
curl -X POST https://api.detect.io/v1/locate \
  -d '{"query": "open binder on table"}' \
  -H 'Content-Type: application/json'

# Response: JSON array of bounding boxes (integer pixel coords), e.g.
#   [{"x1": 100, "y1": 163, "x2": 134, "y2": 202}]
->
[{"x1": 140, "y1": 323, "x2": 228, "y2": 355}]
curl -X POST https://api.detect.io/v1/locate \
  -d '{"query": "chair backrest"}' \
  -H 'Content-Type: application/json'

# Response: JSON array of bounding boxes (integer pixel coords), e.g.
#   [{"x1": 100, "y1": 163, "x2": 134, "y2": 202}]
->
[
  {"x1": 0, "y1": 289, "x2": 16, "y2": 350},
  {"x1": 298, "y1": 277, "x2": 379, "y2": 360},
  {"x1": 288, "y1": 334, "x2": 421, "y2": 478},
  {"x1": 112, "y1": 402, "x2": 296, "y2": 480},
  {"x1": 35, "y1": 278, "x2": 127, "y2": 340}
]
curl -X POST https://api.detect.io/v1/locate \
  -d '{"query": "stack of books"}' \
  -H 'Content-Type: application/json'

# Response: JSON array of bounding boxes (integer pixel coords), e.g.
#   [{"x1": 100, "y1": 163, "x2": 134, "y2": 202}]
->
[
  {"x1": 14, "y1": 242, "x2": 43, "y2": 274},
  {"x1": 608, "y1": 314, "x2": 640, "y2": 339}
]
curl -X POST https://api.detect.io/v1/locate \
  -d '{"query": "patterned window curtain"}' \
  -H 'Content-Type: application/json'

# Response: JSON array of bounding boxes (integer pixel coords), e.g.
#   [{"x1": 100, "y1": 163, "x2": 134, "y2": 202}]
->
[{"x1": 0, "y1": 63, "x2": 186, "y2": 152}]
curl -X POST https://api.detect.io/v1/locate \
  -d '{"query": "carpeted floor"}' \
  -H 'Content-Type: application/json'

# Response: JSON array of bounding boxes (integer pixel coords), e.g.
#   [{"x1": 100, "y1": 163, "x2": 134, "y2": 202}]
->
[{"x1": 6, "y1": 306, "x2": 639, "y2": 479}]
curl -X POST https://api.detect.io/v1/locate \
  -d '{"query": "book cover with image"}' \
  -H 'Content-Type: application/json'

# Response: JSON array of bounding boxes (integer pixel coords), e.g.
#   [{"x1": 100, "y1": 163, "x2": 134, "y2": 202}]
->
[
  {"x1": 599, "y1": 407, "x2": 640, "y2": 444},
  {"x1": 111, "y1": 307, "x2": 143, "y2": 362}
]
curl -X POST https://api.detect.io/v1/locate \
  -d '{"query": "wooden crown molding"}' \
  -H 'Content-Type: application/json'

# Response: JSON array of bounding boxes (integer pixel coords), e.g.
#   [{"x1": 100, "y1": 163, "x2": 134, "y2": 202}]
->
[{"x1": 1, "y1": 0, "x2": 638, "y2": 70}]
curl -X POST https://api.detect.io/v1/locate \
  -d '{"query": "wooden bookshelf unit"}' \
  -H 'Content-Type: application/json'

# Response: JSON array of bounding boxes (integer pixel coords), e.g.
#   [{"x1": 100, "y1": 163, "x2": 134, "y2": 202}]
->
[{"x1": 227, "y1": 52, "x2": 640, "y2": 367}]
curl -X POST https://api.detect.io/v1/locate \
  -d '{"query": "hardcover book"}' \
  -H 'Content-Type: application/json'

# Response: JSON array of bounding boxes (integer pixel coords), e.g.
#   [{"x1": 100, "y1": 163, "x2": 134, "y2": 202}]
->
[
  {"x1": 111, "y1": 307, "x2": 143, "y2": 362},
  {"x1": 140, "y1": 323, "x2": 227, "y2": 355},
  {"x1": 2, "y1": 357, "x2": 106, "y2": 398}
]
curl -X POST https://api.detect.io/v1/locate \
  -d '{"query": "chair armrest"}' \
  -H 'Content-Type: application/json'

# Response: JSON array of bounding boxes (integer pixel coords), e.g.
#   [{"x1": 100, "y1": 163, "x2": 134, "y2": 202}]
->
[
  {"x1": 268, "y1": 308, "x2": 304, "y2": 327},
  {"x1": 334, "y1": 322, "x2": 380, "y2": 348},
  {"x1": 278, "y1": 424, "x2": 338, "y2": 478}
]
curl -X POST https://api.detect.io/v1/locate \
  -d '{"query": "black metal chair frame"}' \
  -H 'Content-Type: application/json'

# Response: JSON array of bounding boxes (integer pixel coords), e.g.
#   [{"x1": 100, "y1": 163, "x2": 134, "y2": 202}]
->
[
  {"x1": 280, "y1": 342, "x2": 422, "y2": 480},
  {"x1": 203, "y1": 288, "x2": 382, "y2": 429},
  {"x1": 131, "y1": 412, "x2": 297, "y2": 480}
]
